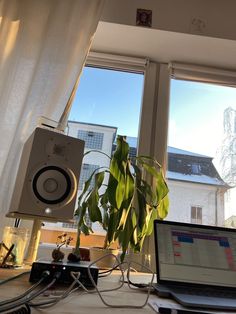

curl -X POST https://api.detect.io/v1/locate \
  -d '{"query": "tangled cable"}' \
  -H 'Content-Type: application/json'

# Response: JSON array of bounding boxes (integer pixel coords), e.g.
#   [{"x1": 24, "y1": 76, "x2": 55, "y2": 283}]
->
[
  {"x1": 71, "y1": 253, "x2": 154, "y2": 309},
  {"x1": 3, "y1": 304, "x2": 31, "y2": 314},
  {"x1": 0, "y1": 254, "x2": 154, "y2": 312}
]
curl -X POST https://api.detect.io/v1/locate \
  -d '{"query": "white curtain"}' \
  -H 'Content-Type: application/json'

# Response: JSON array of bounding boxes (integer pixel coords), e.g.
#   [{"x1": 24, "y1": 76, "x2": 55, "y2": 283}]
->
[{"x1": 0, "y1": 0, "x2": 105, "y2": 215}]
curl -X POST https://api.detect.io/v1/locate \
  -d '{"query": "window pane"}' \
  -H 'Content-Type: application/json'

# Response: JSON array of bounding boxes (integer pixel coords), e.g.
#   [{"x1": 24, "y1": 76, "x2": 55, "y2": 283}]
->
[
  {"x1": 41, "y1": 66, "x2": 144, "y2": 245},
  {"x1": 197, "y1": 207, "x2": 202, "y2": 221},
  {"x1": 69, "y1": 67, "x2": 144, "y2": 137},
  {"x1": 77, "y1": 130, "x2": 104, "y2": 150},
  {"x1": 191, "y1": 207, "x2": 196, "y2": 220},
  {"x1": 168, "y1": 79, "x2": 236, "y2": 227}
]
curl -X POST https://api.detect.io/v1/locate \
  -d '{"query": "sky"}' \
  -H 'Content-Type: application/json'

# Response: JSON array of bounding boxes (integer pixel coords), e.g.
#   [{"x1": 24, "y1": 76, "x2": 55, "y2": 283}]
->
[
  {"x1": 169, "y1": 80, "x2": 236, "y2": 158},
  {"x1": 69, "y1": 67, "x2": 144, "y2": 137}
]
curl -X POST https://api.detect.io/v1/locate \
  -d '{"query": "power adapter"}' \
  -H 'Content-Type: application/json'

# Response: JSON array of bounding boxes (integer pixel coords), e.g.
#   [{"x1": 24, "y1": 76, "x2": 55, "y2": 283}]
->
[{"x1": 29, "y1": 260, "x2": 98, "y2": 287}]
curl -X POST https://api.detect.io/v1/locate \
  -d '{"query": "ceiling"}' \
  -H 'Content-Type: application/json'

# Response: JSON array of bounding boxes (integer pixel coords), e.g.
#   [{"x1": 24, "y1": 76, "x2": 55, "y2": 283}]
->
[{"x1": 91, "y1": 22, "x2": 236, "y2": 70}]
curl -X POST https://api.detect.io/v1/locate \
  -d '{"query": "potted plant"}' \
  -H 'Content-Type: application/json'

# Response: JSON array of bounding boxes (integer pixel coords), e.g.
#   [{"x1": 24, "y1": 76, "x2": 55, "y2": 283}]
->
[{"x1": 73, "y1": 135, "x2": 169, "y2": 266}]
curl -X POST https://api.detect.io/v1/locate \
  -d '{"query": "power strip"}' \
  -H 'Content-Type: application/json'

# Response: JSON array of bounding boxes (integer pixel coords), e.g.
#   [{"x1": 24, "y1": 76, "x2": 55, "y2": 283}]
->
[{"x1": 29, "y1": 260, "x2": 98, "y2": 287}]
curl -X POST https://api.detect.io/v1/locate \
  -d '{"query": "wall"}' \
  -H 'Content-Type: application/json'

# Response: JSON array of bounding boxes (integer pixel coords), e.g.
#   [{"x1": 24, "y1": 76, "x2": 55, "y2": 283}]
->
[
  {"x1": 167, "y1": 180, "x2": 225, "y2": 226},
  {"x1": 101, "y1": 0, "x2": 236, "y2": 41}
]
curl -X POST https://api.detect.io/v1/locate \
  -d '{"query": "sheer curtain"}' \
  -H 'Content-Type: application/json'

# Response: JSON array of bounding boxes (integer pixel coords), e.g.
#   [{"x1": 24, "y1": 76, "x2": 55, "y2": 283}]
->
[{"x1": 0, "y1": 0, "x2": 104, "y2": 222}]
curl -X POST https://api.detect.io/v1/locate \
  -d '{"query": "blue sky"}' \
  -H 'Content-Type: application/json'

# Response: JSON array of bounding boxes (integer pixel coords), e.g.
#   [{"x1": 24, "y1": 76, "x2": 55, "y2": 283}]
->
[
  {"x1": 69, "y1": 67, "x2": 144, "y2": 137},
  {"x1": 169, "y1": 80, "x2": 236, "y2": 157},
  {"x1": 69, "y1": 67, "x2": 236, "y2": 158}
]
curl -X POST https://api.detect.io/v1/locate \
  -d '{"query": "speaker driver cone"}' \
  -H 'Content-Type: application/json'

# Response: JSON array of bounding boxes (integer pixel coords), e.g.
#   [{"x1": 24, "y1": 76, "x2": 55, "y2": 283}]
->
[{"x1": 32, "y1": 166, "x2": 71, "y2": 204}]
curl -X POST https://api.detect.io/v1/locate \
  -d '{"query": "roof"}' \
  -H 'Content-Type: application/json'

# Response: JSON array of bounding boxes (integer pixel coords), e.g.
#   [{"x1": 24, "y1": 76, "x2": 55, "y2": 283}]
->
[
  {"x1": 167, "y1": 146, "x2": 212, "y2": 159},
  {"x1": 167, "y1": 171, "x2": 227, "y2": 187},
  {"x1": 125, "y1": 141, "x2": 228, "y2": 188},
  {"x1": 167, "y1": 148, "x2": 229, "y2": 188},
  {"x1": 68, "y1": 120, "x2": 118, "y2": 131}
]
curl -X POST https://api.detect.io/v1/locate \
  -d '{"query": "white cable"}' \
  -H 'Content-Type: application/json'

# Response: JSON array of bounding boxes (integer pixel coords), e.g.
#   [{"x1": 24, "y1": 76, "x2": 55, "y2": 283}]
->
[
  {"x1": 29, "y1": 272, "x2": 81, "y2": 308},
  {"x1": 29, "y1": 254, "x2": 154, "y2": 310},
  {"x1": 87, "y1": 253, "x2": 154, "y2": 309}
]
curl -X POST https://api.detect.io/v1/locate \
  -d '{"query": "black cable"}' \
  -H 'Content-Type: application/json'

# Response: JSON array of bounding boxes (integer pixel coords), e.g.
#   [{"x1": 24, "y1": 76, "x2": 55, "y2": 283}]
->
[
  {"x1": 0, "y1": 271, "x2": 50, "y2": 306},
  {"x1": 125, "y1": 278, "x2": 150, "y2": 289},
  {"x1": 29, "y1": 272, "x2": 80, "y2": 308},
  {"x1": 1, "y1": 303, "x2": 31, "y2": 314},
  {"x1": 0, "y1": 272, "x2": 60, "y2": 313},
  {"x1": 98, "y1": 264, "x2": 121, "y2": 278},
  {"x1": 0, "y1": 271, "x2": 30, "y2": 286}
]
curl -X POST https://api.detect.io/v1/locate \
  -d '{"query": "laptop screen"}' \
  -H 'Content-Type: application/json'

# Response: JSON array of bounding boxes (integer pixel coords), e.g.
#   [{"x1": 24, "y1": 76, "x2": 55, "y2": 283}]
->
[{"x1": 154, "y1": 220, "x2": 236, "y2": 288}]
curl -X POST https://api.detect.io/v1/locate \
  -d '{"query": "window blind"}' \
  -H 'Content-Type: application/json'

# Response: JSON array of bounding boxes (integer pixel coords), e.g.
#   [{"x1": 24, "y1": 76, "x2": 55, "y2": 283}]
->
[
  {"x1": 169, "y1": 62, "x2": 236, "y2": 87},
  {"x1": 87, "y1": 52, "x2": 148, "y2": 73}
]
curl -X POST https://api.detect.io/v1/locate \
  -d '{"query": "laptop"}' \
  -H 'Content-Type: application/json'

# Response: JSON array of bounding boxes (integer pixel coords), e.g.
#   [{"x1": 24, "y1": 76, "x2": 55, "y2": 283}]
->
[{"x1": 153, "y1": 220, "x2": 236, "y2": 310}]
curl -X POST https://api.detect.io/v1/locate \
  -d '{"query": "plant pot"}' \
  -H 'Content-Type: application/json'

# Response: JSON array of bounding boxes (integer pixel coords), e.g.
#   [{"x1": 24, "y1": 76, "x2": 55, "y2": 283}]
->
[
  {"x1": 79, "y1": 247, "x2": 90, "y2": 261},
  {"x1": 89, "y1": 247, "x2": 119, "y2": 269}
]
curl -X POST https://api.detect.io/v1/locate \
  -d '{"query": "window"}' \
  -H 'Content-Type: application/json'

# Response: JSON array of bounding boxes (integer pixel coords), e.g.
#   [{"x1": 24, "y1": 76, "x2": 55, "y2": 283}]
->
[
  {"x1": 41, "y1": 57, "x2": 145, "y2": 245},
  {"x1": 62, "y1": 222, "x2": 77, "y2": 229},
  {"x1": 191, "y1": 163, "x2": 201, "y2": 175},
  {"x1": 77, "y1": 130, "x2": 104, "y2": 150},
  {"x1": 191, "y1": 206, "x2": 202, "y2": 224},
  {"x1": 168, "y1": 72, "x2": 236, "y2": 227}
]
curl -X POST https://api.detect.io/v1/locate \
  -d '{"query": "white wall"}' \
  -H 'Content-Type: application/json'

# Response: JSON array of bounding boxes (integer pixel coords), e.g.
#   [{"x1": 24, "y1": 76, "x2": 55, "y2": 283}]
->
[
  {"x1": 225, "y1": 187, "x2": 236, "y2": 219},
  {"x1": 167, "y1": 180, "x2": 225, "y2": 226},
  {"x1": 101, "y1": 0, "x2": 236, "y2": 41}
]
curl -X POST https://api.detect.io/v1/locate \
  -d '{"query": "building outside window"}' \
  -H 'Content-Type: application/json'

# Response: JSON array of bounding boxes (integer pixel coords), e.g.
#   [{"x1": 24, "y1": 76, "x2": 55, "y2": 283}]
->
[
  {"x1": 77, "y1": 129, "x2": 104, "y2": 150},
  {"x1": 168, "y1": 77, "x2": 235, "y2": 227},
  {"x1": 79, "y1": 163, "x2": 99, "y2": 190}
]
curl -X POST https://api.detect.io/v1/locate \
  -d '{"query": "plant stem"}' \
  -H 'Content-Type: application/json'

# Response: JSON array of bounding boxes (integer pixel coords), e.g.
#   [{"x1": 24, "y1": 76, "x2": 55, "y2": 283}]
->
[
  {"x1": 74, "y1": 229, "x2": 81, "y2": 255},
  {"x1": 103, "y1": 233, "x2": 108, "y2": 249}
]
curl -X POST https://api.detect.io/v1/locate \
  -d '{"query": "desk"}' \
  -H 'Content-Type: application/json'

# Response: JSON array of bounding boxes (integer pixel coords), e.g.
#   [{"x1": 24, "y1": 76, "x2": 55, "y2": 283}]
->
[{"x1": 0, "y1": 268, "x2": 155, "y2": 314}]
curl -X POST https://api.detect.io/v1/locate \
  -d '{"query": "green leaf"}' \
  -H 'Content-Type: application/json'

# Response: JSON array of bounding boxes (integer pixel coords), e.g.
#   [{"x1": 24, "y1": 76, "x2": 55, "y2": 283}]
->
[
  {"x1": 107, "y1": 136, "x2": 130, "y2": 209},
  {"x1": 107, "y1": 210, "x2": 118, "y2": 245},
  {"x1": 77, "y1": 166, "x2": 103, "y2": 204},
  {"x1": 80, "y1": 222, "x2": 90, "y2": 235},
  {"x1": 83, "y1": 149, "x2": 111, "y2": 160},
  {"x1": 76, "y1": 202, "x2": 88, "y2": 226},
  {"x1": 88, "y1": 194, "x2": 102, "y2": 222},
  {"x1": 117, "y1": 161, "x2": 135, "y2": 229},
  {"x1": 87, "y1": 171, "x2": 105, "y2": 223},
  {"x1": 118, "y1": 209, "x2": 136, "y2": 261},
  {"x1": 157, "y1": 195, "x2": 169, "y2": 219},
  {"x1": 155, "y1": 171, "x2": 169, "y2": 205}
]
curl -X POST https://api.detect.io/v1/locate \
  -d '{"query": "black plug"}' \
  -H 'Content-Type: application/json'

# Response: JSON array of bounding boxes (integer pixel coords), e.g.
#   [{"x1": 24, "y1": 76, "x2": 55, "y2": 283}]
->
[
  {"x1": 53, "y1": 272, "x2": 61, "y2": 280},
  {"x1": 41, "y1": 270, "x2": 50, "y2": 278}
]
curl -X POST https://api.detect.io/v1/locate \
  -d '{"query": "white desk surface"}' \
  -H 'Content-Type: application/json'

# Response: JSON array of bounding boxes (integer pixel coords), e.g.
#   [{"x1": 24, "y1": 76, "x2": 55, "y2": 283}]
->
[
  {"x1": 1, "y1": 268, "x2": 236, "y2": 314},
  {"x1": 0, "y1": 267, "x2": 155, "y2": 314}
]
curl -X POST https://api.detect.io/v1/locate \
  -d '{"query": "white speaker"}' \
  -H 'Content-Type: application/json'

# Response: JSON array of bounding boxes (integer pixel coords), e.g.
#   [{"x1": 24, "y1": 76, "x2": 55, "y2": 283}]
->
[{"x1": 7, "y1": 127, "x2": 85, "y2": 222}]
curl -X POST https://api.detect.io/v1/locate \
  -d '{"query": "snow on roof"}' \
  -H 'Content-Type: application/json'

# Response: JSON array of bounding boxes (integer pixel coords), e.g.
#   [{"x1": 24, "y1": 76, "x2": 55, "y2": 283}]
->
[
  {"x1": 167, "y1": 146, "x2": 212, "y2": 159},
  {"x1": 167, "y1": 170, "x2": 226, "y2": 187}
]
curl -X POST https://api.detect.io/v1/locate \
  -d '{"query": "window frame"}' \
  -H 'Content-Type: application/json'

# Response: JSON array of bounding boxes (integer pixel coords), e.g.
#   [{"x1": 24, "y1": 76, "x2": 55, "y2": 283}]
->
[
  {"x1": 191, "y1": 205, "x2": 203, "y2": 224},
  {"x1": 41, "y1": 53, "x2": 171, "y2": 270}
]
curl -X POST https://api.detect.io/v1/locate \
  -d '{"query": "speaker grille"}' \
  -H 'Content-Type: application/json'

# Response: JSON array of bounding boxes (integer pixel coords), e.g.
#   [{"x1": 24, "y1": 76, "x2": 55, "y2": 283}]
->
[{"x1": 32, "y1": 166, "x2": 72, "y2": 205}]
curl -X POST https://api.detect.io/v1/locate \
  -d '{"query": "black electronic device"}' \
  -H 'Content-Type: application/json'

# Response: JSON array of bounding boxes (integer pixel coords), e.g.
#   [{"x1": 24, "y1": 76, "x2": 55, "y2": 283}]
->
[{"x1": 29, "y1": 260, "x2": 98, "y2": 287}]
